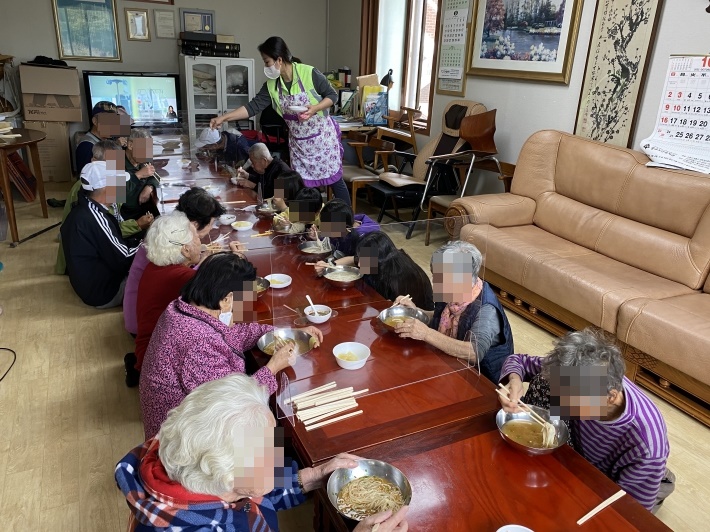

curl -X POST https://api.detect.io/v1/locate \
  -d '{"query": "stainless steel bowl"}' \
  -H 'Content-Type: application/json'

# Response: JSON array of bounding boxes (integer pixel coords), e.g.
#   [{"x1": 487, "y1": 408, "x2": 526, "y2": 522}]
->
[
  {"x1": 256, "y1": 203, "x2": 278, "y2": 218},
  {"x1": 326, "y1": 459, "x2": 412, "y2": 522},
  {"x1": 298, "y1": 241, "x2": 332, "y2": 259},
  {"x1": 323, "y1": 265, "x2": 363, "y2": 290},
  {"x1": 377, "y1": 306, "x2": 430, "y2": 332},
  {"x1": 256, "y1": 328, "x2": 318, "y2": 356},
  {"x1": 495, "y1": 407, "x2": 569, "y2": 456},
  {"x1": 255, "y1": 276, "x2": 270, "y2": 298}
]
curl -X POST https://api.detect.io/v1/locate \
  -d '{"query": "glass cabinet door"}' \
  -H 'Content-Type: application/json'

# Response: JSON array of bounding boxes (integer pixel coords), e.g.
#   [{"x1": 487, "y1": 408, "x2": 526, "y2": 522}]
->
[
  {"x1": 223, "y1": 62, "x2": 251, "y2": 114},
  {"x1": 190, "y1": 61, "x2": 219, "y2": 111}
]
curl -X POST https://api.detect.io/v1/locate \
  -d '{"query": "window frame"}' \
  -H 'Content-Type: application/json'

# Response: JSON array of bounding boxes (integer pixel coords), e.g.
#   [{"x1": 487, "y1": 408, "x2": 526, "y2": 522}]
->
[{"x1": 360, "y1": 0, "x2": 442, "y2": 136}]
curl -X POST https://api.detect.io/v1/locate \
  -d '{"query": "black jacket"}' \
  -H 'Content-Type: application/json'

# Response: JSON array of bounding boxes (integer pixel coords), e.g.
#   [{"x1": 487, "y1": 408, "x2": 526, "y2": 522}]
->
[
  {"x1": 248, "y1": 157, "x2": 291, "y2": 199},
  {"x1": 61, "y1": 193, "x2": 140, "y2": 306}
]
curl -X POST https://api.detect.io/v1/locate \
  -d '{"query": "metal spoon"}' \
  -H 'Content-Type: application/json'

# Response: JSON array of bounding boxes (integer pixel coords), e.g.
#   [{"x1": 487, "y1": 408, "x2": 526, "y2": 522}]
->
[{"x1": 306, "y1": 295, "x2": 317, "y2": 316}]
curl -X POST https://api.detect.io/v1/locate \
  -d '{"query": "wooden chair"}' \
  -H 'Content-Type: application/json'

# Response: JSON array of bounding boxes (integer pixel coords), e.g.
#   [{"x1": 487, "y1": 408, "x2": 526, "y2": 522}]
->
[
  {"x1": 424, "y1": 111, "x2": 515, "y2": 245},
  {"x1": 372, "y1": 106, "x2": 422, "y2": 170},
  {"x1": 367, "y1": 100, "x2": 487, "y2": 238},
  {"x1": 344, "y1": 135, "x2": 395, "y2": 212}
]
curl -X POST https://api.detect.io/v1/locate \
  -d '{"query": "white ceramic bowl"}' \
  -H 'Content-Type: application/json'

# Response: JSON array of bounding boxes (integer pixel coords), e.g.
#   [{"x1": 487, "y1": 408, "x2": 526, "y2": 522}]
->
[
  {"x1": 496, "y1": 526, "x2": 534, "y2": 532},
  {"x1": 305, "y1": 304, "x2": 332, "y2": 324},
  {"x1": 333, "y1": 342, "x2": 370, "y2": 370},
  {"x1": 288, "y1": 105, "x2": 308, "y2": 113},
  {"x1": 265, "y1": 274, "x2": 292, "y2": 289},
  {"x1": 219, "y1": 214, "x2": 236, "y2": 226},
  {"x1": 231, "y1": 220, "x2": 254, "y2": 232}
]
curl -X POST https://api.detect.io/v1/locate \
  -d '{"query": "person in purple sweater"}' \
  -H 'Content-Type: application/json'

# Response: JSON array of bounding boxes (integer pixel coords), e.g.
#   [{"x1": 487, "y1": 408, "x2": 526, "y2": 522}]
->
[
  {"x1": 498, "y1": 328, "x2": 675, "y2": 513},
  {"x1": 139, "y1": 252, "x2": 323, "y2": 440}
]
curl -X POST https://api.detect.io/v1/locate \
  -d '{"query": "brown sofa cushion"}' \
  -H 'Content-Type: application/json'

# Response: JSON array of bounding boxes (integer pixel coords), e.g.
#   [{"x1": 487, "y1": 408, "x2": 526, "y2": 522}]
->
[
  {"x1": 462, "y1": 224, "x2": 695, "y2": 332},
  {"x1": 509, "y1": 130, "x2": 710, "y2": 290},
  {"x1": 618, "y1": 295, "x2": 710, "y2": 387}
]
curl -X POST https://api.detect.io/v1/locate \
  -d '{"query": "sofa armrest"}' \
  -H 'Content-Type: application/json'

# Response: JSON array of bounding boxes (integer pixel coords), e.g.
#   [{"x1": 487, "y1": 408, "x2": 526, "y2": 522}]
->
[{"x1": 448, "y1": 194, "x2": 536, "y2": 228}]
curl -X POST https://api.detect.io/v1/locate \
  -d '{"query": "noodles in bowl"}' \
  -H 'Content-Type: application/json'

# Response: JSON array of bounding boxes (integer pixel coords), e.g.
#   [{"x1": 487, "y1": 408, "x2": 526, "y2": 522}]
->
[
  {"x1": 327, "y1": 459, "x2": 411, "y2": 522},
  {"x1": 337, "y1": 476, "x2": 405, "y2": 521}
]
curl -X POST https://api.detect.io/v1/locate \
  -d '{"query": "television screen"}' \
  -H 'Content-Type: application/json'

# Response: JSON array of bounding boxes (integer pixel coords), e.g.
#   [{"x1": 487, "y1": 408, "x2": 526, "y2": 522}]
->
[{"x1": 83, "y1": 71, "x2": 180, "y2": 125}]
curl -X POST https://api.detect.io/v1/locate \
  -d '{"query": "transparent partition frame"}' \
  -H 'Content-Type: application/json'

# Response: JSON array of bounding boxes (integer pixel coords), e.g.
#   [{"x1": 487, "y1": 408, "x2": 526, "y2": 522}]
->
[{"x1": 252, "y1": 216, "x2": 491, "y2": 431}]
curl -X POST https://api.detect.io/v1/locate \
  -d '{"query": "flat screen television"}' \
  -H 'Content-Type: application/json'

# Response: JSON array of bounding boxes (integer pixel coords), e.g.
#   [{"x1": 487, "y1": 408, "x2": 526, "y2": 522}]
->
[{"x1": 83, "y1": 71, "x2": 181, "y2": 127}]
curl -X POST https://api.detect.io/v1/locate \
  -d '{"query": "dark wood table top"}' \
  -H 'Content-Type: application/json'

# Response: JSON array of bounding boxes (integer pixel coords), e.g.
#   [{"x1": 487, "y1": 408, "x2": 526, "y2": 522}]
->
[
  {"x1": 156, "y1": 152, "x2": 668, "y2": 531},
  {"x1": 0, "y1": 128, "x2": 47, "y2": 152},
  {"x1": 316, "y1": 422, "x2": 671, "y2": 532},
  {"x1": 250, "y1": 299, "x2": 500, "y2": 466}
]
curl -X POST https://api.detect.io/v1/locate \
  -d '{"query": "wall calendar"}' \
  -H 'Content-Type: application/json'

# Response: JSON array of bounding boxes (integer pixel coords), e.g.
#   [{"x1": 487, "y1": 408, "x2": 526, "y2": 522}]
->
[
  {"x1": 436, "y1": 0, "x2": 470, "y2": 96},
  {"x1": 641, "y1": 55, "x2": 710, "y2": 174}
]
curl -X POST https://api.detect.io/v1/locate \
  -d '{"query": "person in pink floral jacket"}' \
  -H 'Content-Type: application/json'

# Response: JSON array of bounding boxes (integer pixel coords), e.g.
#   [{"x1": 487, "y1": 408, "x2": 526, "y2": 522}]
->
[{"x1": 139, "y1": 252, "x2": 323, "y2": 439}]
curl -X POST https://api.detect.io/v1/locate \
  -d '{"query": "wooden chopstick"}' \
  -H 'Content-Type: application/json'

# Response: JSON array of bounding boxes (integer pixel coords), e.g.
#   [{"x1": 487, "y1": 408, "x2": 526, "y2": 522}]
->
[
  {"x1": 495, "y1": 386, "x2": 547, "y2": 428},
  {"x1": 298, "y1": 399, "x2": 358, "y2": 420},
  {"x1": 251, "y1": 230, "x2": 274, "y2": 238},
  {"x1": 389, "y1": 294, "x2": 411, "y2": 308},
  {"x1": 221, "y1": 200, "x2": 246, "y2": 204},
  {"x1": 283, "y1": 304, "x2": 301, "y2": 315},
  {"x1": 303, "y1": 404, "x2": 359, "y2": 425},
  {"x1": 577, "y1": 490, "x2": 626, "y2": 525},
  {"x1": 287, "y1": 382, "x2": 337, "y2": 404},
  {"x1": 305, "y1": 410, "x2": 363, "y2": 431}
]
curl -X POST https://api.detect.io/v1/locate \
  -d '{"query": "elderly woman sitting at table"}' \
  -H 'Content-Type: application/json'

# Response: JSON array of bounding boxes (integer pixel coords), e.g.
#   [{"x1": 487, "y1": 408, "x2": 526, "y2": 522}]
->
[
  {"x1": 117, "y1": 374, "x2": 409, "y2": 531},
  {"x1": 393, "y1": 240, "x2": 513, "y2": 383},
  {"x1": 498, "y1": 328, "x2": 674, "y2": 513},
  {"x1": 139, "y1": 252, "x2": 324, "y2": 440}
]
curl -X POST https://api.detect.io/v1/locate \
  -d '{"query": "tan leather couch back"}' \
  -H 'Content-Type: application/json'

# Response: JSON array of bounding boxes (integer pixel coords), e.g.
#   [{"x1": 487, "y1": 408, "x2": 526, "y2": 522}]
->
[{"x1": 512, "y1": 130, "x2": 710, "y2": 290}]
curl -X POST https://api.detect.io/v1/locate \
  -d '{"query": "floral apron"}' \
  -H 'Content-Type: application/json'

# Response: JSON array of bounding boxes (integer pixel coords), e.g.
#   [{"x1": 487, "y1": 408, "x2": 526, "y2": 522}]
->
[{"x1": 279, "y1": 78, "x2": 343, "y2": 187}]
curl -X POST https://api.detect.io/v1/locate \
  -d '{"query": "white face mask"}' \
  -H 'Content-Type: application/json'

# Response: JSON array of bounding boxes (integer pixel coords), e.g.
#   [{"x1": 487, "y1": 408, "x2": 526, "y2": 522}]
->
[
  {"x1": 264, "y1": 64, "x2": 281, "y2": 80},
  {"x1": 218, "y1": 311, "x2": 233, "y2": 326}
]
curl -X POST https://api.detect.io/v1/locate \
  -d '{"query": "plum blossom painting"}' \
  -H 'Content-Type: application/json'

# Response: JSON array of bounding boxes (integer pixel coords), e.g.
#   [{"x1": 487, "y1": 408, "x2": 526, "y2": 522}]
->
[
  {"x1": 574, "y1": 0, "x2": 664, "y2": 147},
  {"x1": 468, "y1": 0, "x2": 583, "y2": 83}
]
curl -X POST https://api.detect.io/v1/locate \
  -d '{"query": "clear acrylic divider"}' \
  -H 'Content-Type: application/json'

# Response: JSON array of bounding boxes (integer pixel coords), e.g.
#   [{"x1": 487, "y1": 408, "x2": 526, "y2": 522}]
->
[{"x1": 254, "y1": 213, "x2": 491, "y2": 422}]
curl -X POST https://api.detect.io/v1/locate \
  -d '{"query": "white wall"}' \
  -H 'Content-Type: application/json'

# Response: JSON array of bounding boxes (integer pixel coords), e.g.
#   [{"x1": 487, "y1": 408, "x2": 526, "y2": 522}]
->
[
  {"x1": 0, "y1": 0, "x2": 328, "y2": 130},
  {"x1": 326, "y1": 0, "x2": 362, "y2": 79},
  {"x1": 428, "y1": 0, "x2": 710, "y2": 195}
]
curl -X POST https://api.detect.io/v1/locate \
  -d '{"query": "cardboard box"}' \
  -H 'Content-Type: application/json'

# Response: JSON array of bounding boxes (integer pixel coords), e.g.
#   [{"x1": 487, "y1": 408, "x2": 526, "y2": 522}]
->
[
  {"x1": 19, "y1": 64, "x2": 83, "y2": 122},
  {"x1": 23, "y1": 121, "x2": 73, "y2": 182}
]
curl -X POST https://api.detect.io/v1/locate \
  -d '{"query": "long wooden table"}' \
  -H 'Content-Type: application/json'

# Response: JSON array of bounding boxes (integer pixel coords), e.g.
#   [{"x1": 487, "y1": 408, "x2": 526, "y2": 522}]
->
[{"x1": 156, "y1": 152, "x2": 670, "y2": 532}]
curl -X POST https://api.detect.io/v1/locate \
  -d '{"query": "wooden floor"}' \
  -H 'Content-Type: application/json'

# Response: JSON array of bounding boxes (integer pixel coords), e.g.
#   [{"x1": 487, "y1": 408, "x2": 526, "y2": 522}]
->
[{"x1": 0, "y1": 184, "x2": 708, "y2": 531}]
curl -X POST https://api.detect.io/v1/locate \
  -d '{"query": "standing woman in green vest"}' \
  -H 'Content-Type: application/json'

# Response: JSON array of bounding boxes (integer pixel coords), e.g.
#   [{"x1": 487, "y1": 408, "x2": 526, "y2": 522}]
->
[{"x1": 210, "y1": 36, "x2": 350, "y2": 205}]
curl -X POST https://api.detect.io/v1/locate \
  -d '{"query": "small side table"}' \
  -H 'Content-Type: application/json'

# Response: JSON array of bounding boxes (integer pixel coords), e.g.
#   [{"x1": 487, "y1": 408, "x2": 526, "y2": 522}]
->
[{"x1": 0, "y1": 128, "x2": 49, "y2": 246}]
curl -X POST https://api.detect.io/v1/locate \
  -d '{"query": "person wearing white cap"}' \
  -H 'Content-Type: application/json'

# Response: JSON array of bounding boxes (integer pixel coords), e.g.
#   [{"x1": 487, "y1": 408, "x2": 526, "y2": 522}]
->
[{"x1": 60, "y1": 158, "x2": 142, "y2": 308}]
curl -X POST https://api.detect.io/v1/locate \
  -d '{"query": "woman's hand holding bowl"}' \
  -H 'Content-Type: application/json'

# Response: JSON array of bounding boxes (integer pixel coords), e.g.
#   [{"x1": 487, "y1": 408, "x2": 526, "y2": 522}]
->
[
  {"x1": 300, "y1": 452, "x2": 361, "y2": 492},
  {"x1": 354, "y1": 507, "x2": 409, "y2": 532},
  {"x1": 394, "y1": 318, "x2": 429, "y2": 341},
  {"x1": 302, "y1": 325, "x2": 323, "y2": 345},
  {"x1": 298, "y1": 105, "x2": 316, "y2": 122}
]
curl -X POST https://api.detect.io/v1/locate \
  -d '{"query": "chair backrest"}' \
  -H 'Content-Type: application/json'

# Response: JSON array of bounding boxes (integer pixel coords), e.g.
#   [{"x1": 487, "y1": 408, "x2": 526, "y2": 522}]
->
[
  {"x1": 459, "y1": 109, "x2": 497, "y2": 155},
  {"x1": 412, "y1": 100, "x2": 487, "y2": 180}
]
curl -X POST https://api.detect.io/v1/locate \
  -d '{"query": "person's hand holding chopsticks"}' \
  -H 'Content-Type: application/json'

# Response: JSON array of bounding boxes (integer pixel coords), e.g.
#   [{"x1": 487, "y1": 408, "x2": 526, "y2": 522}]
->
[
  {"x1": 392, "y1": 294, "x2": 415, "y2": 309},
  {"x1": 266, "y1": 342, "x2": 298, "y2": 374},
  {"x1": 229, "y1": 240, "x2": 246, "y2": 257},
  {"x1": 354, "y1": 506, "x2": 410, "y2": 532},
  {"x1": 313, "y1": 260, "x2": 329, "y2": 276},
  {"x1": 497, "y1": 377, "x2": 525, "y2": 413}
]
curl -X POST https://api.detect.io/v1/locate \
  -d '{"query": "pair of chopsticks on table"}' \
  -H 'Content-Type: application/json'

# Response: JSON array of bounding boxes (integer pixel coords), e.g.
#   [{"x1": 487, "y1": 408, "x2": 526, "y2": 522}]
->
[
  {"x1": 251, "y1": 230, "x2": 274, "y2": 238},
  {"x1": 287, "y1": 382, "x2": 366, "y2": 431}
]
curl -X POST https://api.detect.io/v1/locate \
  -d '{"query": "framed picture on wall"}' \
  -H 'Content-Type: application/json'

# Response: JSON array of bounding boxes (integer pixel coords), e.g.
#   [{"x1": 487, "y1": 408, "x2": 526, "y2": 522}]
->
[
  {"x1": 154, "y1": 10, "x2": 176, "y2": 39},
  {"x1": 132, "y1": 0, "x2": 173, "y2": 3},
  {"x1": 574, "y1": 0, "x2": 664, "y2": 147},
  {"x1": 51, "y1": 0, "x2": 121, "y2": 61},
  {"x1": 467, "y1": 0, "x2": 583, "y2": 83},
  {"x1": 179, "y1": 8, "x2": 215, "y2": 34},
  {"x1": 125, "y1": 9, "x2": 151, "y2": 41}
]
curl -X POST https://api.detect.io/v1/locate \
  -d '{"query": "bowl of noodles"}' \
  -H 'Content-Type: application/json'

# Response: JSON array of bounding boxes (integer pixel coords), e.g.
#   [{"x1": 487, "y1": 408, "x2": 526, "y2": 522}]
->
[
  {"x1": 327, "y1": 459, "x2": 411, "y2": 522},
  {"x1": 495, "y1": 407, "x2": 569, "y2": 456},
  {"x1": 256, "y1": 328, "x2": 319, "y2": 357},
  {"x1": 377, "y1": 306, "x2": 430, "y2": 332},
  {"x1": 323, "y1": 265, "x2": 363, "y2": 290},
  {"x1": 298, "y1": 240, "x2": 332, "y2": 260},
  {"x1": 333, "y1": 342, "x2": 370, "y2": 370}
]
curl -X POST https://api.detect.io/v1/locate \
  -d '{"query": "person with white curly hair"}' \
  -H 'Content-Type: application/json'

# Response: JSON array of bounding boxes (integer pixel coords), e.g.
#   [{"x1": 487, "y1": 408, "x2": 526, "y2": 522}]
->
[
  {"x1": 116, "y1": 373, "x2": 409, "y2": 531},
  {"x1": 131, "y1": 211, "x2": 203, "y2": 383}
]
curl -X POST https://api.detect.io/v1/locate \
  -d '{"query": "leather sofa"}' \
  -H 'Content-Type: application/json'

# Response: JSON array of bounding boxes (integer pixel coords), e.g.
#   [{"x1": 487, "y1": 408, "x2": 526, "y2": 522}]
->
[{"x1": 446, "y1": 130, "x2": 710, "y2": 426}]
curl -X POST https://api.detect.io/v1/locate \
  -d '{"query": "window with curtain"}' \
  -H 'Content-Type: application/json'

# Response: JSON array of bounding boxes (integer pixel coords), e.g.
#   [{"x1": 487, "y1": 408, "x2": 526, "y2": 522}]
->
[{"x1": 361, "y1": 0, "x2": 441, "y2": 132}]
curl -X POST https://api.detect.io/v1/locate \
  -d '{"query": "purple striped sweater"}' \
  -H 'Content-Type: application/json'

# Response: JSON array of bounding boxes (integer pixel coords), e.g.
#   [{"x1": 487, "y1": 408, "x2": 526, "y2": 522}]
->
[{"x1": 500, "y1": 354, "x2": 670, "y2": 511}]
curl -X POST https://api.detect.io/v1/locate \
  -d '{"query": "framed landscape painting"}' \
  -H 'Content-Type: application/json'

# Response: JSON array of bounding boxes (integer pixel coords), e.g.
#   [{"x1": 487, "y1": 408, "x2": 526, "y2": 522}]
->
[
  {"x1": 52, "y1": 0, "x2": 121, "y2": 61},
  {"x1": 467, "y1": 0, "x2": 583, "y2": 83}
]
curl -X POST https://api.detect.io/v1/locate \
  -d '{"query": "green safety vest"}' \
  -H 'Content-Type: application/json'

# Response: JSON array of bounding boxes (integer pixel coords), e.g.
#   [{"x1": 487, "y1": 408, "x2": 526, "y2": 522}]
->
[{"x1": 266, "y1": 63, "x2": 325, "y2": 117}]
